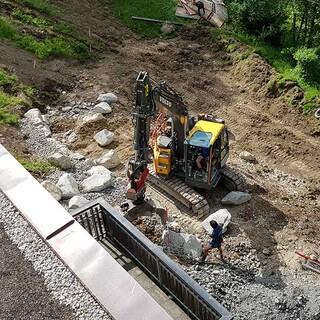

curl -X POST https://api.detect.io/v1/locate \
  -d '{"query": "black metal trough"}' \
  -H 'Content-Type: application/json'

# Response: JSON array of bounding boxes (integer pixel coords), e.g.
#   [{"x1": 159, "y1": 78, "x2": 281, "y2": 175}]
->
[{"x1": 72, "y1": 199, "x2": 233, "y2": 320}]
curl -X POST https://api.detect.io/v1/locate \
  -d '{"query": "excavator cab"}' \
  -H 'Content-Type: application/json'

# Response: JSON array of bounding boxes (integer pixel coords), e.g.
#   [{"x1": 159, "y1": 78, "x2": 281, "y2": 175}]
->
[{"x1": 184, "y1": 119, "x2": 229, "y2": 189}]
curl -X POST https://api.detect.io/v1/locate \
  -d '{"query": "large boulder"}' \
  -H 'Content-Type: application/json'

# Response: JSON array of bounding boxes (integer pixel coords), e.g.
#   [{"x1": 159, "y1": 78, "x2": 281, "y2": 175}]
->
[
  {"x1": 239, "y1": 151, "x2": 256, "y2": 162},
  {"x1": 162, "y1": 230, "x2": 202, "y2": 260},
  {"x1": 93, "y1": 102, "x2": 112, "y2": 114},
  {"x1": 87, "y1": 165, "x2": 113, "y2": 176},
  {"x1": 95, "y1": 149, "x2": 120, "y2": 169},
  {"x1": 97, "y1": 93, "x2": 118, "y2": 105},
  {"x1": 24, "y1": 108, "x2": 45, "y2": 126},
  {"x1": 68, "y1": 196, "x2": 90, "y2": 210},
  {"x1": 81, "y1": 174, "x2": 113, "y2": 192},
  {"x1": 221, "y1": 191, "x2": 251, "y2": 205},
  {"x1": 41, "y1": 180, "x2": 62, "y2": 201},
  {"x1": 94, "y1": 129, "x2": 114, "y2": 147},
  {"x1": 48, "y1": 153, "x2": 72, "y2": 170},
  {"x1": 57, "y1": 173, "x2": 80, "y2": 199},
  {"x1": 78, "y1": 113, "x2": 104, "y2": 127},
  {"x1": 202, "y1": 209, "x2": 231, "y2": 234}
]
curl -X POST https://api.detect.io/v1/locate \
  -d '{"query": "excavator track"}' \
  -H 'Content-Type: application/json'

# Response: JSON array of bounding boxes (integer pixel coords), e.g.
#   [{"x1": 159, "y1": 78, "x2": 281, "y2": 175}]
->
[
  {"x1": 220, "y1": 165, "x2": 246, "y2": 192},
  {"x1": 148, "y1": 166, "x2": 246, "y2": 218},
  {"x1": 148, "y1": 168, "x2": 210, "y2": 218}
]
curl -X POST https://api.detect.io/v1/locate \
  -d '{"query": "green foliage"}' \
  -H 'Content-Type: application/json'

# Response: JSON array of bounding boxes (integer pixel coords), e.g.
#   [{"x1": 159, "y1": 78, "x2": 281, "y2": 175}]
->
[
  {"x1": 0, "y1": 16, "x2": 16, "y2": 38},
  {"x1": 226, "y1": 43, "x2": 238, "y2": 53},
  {"x1": 12, "y1": 9, "x2": 49, "y2": 28},
  {"x1": 228, "y1": 0, "x2": 285, "y2": 44},
  {"x1": 0, "y1": 16, "x2": 89, "y2": 60},
  {"x1": 16, "y1": 0, "x2": 57, "y2": 16},
  {"x1": 293, "y1": 47, "x2": 320, "y2": 85},
  {"x1": 212, "y1": 28, "x2": 320, "y2": 112},
  {"x1": 0, "y1": 92, "x2": 23, "y2": 125},
  {"x1": 18, "y1": 158, "x2": 54, "y2": 174},
  {"x1": 0, "y1": 70, "x2": 17, "y2": 87},
  {"x1": 53, "y1": 22, "x2": 74, "y2": 35},
  {"x1": 110, "y1": 0, "x2": 183, "y2": 38}
]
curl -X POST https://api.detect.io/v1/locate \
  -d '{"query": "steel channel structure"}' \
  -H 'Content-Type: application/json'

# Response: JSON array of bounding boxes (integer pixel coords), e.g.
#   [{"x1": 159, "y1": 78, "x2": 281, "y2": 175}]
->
[{"x1": 72, "y1": 199, "x2": 233, "y2": 320}]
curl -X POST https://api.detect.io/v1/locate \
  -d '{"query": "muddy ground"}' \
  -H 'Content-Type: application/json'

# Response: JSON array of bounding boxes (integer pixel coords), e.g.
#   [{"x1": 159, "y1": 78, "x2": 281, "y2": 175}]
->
[{"x1": 1, "y1": 0, "x2": 320, "y2": 318}]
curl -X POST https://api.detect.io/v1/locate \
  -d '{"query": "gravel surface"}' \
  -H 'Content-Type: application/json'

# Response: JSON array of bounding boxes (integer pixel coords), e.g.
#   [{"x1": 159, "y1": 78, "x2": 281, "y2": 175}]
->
[
  {"x1": 0, "y1": 193, "x2": 111, "y2": 320},
  {"x1": 183, "y1": 258, "x2": 320, "y2": 320},
  {"x1": 0, "y1": 222, "x2": 76, "y2": 320}
]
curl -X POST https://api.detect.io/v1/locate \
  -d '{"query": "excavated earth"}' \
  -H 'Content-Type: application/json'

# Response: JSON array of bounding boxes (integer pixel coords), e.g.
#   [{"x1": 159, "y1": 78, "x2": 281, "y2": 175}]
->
[{"x1": 1, "y1": 0, "x2": 320, "y2": 319}]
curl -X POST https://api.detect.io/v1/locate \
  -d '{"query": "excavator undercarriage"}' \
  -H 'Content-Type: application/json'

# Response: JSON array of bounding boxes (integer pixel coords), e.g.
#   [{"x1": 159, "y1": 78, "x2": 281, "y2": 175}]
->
[{"x1": 148, "y1": 165, "x2": 245, "y2": 217}]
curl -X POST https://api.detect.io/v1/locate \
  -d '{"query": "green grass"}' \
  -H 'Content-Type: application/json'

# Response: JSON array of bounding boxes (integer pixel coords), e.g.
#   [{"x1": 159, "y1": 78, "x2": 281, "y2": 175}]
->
[
  {"x1": 18, "y1": 158, "x2": 54, "y2": 174},
  {"x1": 16, "y1": 0, "x2": 57, "y2": 16},
  {"x1": 0, "y1": 91, "x2": 23, "y2": 125},
  {"x1": 12, "y1": 9, "x2": 49, "y2": 29},
  {"x1": 212, "y1": 28, "x2": 320, "y2": 113},
  {"x1": 0, "y1": 16, "x2": 89, "y2": 60},
  {"x1": 110, "y1": 0, "x2": 184, "y2": 38},
  {"x1": 0, "y1": 69, "x2": 34, "y2": 125},
  {"x1": 0, "y1": 69, "x2": 18, "y2": 87}
]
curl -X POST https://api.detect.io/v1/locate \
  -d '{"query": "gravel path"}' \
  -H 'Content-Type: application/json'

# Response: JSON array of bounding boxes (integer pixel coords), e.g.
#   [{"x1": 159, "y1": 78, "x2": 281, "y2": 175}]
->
[{"x1": 0, "y1": 193, "x2": 111, "y2": 320}]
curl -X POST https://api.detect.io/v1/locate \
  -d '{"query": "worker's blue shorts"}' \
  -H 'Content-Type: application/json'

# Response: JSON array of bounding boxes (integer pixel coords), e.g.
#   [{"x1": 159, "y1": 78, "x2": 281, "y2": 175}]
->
[{"x1": 209, "y1": 241, "x2": 222, "y2": 249}]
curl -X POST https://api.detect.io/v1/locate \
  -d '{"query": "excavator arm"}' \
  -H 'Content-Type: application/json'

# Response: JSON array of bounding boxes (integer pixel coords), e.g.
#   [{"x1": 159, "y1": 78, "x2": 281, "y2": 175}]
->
[{"x1": 127, "y1": 71, "x2": 189, "y2": 202}]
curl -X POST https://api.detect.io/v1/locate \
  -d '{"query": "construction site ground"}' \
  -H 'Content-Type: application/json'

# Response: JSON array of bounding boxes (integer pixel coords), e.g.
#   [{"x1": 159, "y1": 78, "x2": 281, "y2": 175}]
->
[{"x1": 1, "y1": 0, "x2": 320, "y2": 319}]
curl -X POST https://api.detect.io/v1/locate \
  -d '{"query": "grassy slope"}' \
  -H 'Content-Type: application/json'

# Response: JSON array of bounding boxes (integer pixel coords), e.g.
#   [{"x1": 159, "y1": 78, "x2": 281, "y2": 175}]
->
[
  {"x1": 111, "y1": 0, "x2": 185, "y2": 38},
  {"x1": 212, "y1": 29, "x2": 320, "y2": 113},
  {"x1": 0, "y1": 1, "x2": 90, "y2": 60},
  {"x1": 0, "y1": 69, "x2": 27, "y2": 125}
]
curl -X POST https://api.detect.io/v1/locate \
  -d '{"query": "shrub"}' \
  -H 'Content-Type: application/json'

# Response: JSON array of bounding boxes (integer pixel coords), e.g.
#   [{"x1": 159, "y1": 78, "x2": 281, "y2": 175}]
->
[
  {"x1": 228, "y1": 0, "x2": 285, "y2": 45},
  {"x1": 293, "y1": 48, "x2": 320, "y2": 85}
]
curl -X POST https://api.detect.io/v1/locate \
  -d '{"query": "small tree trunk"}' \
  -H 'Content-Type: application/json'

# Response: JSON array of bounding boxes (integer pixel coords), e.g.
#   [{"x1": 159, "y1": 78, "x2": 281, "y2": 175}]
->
[{"x1": 292, "y1": 12, "x2": 297, "y2": 45}]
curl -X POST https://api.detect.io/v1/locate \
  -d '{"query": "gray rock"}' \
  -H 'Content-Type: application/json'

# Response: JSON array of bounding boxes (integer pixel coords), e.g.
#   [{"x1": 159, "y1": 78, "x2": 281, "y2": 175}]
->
[
  {"x1": 71, "y1": 152, "x2": 85, "y2": 160},
  {"x1": 57, "y1": 173, "x2": 80, "y2": 199},
  {"x1": 162, "y1": 230, "x2": 202, "y2": 260},
  {"x1": 87, "y1": 165, "x2": 113, "y2": 176},
  {"x1": 67, "y1": 132, "x2": 77, "y2": 144},
  {"x1": 41, "y1": 181, "x2": 62, "y2": 201},
  {"x1": 68, "y1": 196, "x2": 90, "y2": 210},
  {"x1": 78, "y1": 113, "x2": 104, "y2": 127},
  {"x1": 240, "y1": 151, "x2": 256, "y2": 162},
  {"x1": 81, "y1": 174, "x2": 113, "y2": 192},
  {"x1": 62, "y1": 106, "x2": 72, "y2": 112},
  {"x1": 93, "y1": 102, "x2": 112, "y2": 114},
  {"x1": 24, "y1": 108, "x2": 45, "y2": 126},
  {"x1": 222, "y1": 191, "x2": 251, "y2": 205},
  {"x1": 94, "y1": 129, "x2": 114, "y2": 147},
  {"x1": 97, "y1": 93, "x2": 118, "y2": 105},
  {"x1": 202, "y1": 209, "x2": 231, "y2": 234},
  {"x1": 161, "y1": 23, "x2": 175, "y2": 34},
  {"x1": 48, "y1": 153, "x2": 72, "y2": 170},
  {"x1": 95, "y1": 149, "x2": 120, "y2": 169}
]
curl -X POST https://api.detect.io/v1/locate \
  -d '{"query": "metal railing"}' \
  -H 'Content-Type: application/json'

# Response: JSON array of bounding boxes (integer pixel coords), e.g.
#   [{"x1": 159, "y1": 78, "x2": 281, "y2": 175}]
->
[{"x1": 72, "y1": 199, "x2": 233, "y2": 320}]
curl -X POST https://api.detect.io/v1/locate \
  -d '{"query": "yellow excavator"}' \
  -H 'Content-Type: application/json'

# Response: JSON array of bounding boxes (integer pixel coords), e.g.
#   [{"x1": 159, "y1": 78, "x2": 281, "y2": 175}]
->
[{"x1": 122, "y1": 71, "x2": 245, "y2": 218}]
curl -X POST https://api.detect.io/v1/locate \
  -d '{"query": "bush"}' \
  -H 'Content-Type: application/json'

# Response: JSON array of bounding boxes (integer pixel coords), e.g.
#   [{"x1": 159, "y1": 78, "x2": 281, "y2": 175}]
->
[
  {"x1": 228, "y1": 0, "x2": 285, "y2": 44},
  {"x1": 293, "y1": 48, "x2": 320, "y2": 85}
]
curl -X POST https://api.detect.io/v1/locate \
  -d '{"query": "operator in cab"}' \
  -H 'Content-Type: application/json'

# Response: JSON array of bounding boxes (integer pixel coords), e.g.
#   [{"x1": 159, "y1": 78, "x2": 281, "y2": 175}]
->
[{"x1": 196, "y1": 146, "x2": 210, "y2": 170}]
